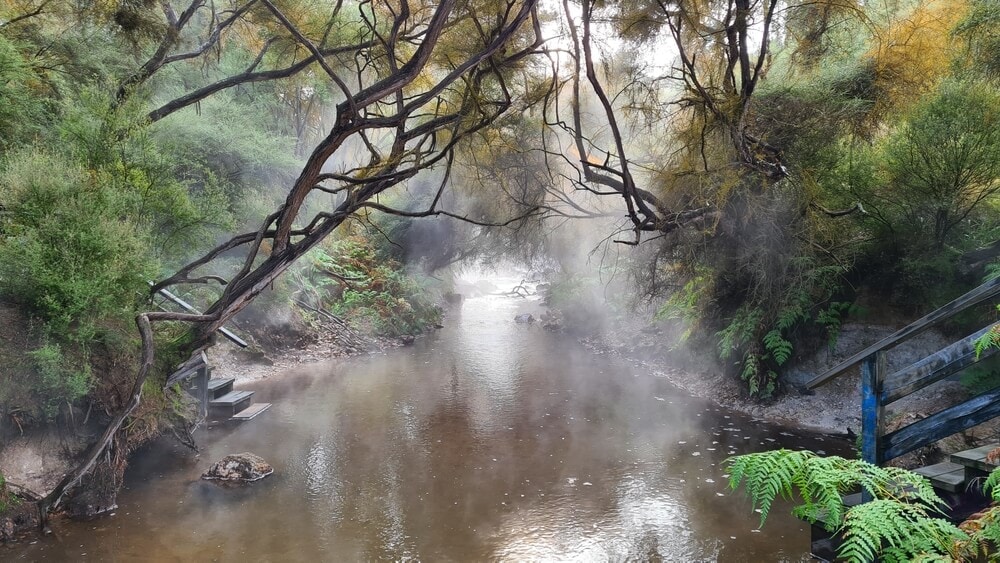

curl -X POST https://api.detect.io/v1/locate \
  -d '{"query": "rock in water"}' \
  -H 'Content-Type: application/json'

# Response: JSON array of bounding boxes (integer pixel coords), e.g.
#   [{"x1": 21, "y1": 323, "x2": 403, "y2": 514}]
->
[
  {"x1": 540, "y1": 309, "x2": 563, "y2": 331},
  {"x1": 202, "y1": 452, "x2": 273, "y2": 483},
  {"x1": 514, "y1": 313, "x2": 535, "y2": 324}
]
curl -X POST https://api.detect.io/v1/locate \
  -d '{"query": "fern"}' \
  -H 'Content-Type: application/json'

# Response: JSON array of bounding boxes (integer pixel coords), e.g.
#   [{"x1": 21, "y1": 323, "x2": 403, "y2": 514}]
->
[
  {"x1": 728, "y1": 449, "x2": 815, "y2": 525},
  {"x1": 717, "y1": 305, "x2": 763, "y2": 360},
  {"x1": 816, "y1": 301, "x2": 854, "y2": 350},
  {"x1": 763, "y1": 329, "x2": 794, "y2": 365},
  {"x1": 975, "y1": 322, "x2": 1000, "y2": 360},
  {"x1": 656, "y1": 271, "x2": 711, "y2": 343},
  {"x1": 840, "y1": 501, "x2": 966, "y2": 563},
  {"x1": 728, "y1": 450, "x2": 969, "y2": 561}
]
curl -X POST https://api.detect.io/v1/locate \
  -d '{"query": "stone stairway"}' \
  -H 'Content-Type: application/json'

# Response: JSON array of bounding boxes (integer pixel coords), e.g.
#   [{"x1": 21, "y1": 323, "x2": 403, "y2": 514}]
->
[{"x1": 197, "y1": 376, "x2": 272, "y2": 422}]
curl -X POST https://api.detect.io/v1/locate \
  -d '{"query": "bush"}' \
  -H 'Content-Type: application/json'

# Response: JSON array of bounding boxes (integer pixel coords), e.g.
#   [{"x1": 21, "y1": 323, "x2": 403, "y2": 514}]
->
[
  {"x1": 0, "y1": 150, "x2": 156, "y2": 341},
  {"x1": 0, "y1": 471, "x2": 17, "y2": 513},
  {"x1": 293, "y1": 235, "x2": 442, "y2": 336},
  {"x1": 27, "y1": 343, "x2": 92, "y2": 421}
]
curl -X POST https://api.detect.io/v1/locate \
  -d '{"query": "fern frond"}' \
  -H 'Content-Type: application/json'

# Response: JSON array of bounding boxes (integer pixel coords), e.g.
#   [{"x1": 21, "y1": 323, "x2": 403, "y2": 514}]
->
[
  {"x1": 983, "y1": 468, "x2": 1000, "y2": 502},
  {"x1": 763, "y1": 329, "x2": 794, "y2": 365},
  {"x1": 839, "y1": 500, "x2": 966, "y2": 563},
  {"x1": 727, "y1": 449, "x2": 814, "y2": 525}
]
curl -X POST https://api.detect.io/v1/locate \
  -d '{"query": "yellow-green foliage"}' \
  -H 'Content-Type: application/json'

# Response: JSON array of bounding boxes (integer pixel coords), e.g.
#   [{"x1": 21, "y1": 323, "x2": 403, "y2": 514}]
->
[{"x1": 27, "y1": 342, "x2": 93, "y2": 421}]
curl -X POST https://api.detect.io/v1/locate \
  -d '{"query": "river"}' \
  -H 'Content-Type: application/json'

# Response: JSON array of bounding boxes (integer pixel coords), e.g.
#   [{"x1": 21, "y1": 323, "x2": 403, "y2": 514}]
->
[{"x1": 9, "y1": 284, "x2": 847, "y2": 562}]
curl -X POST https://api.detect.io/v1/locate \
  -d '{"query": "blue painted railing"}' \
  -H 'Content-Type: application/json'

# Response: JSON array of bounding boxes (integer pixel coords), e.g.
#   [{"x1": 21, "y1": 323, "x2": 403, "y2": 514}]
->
[{"x1": 806, "y1": 277, "x2": 1000, "y2": 465}]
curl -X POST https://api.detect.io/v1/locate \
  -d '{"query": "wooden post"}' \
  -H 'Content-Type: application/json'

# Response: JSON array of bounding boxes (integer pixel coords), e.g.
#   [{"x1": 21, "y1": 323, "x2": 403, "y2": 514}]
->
[
  {"x1": 197, "y1": 365, "x2": 209, "y2": 419},
  {"x1": 861, "y1": 351, "x2": 887, "y2": 466}
]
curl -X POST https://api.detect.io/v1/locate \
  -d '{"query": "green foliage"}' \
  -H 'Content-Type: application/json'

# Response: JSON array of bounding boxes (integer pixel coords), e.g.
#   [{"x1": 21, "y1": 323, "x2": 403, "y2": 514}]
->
[
  {"x1": 0, "y1": 150, "x2": 156, "y2": 341},
  {"x1": 974, "y1": 306, "x2": 1000, "y2": 360},
  {"x1": 881, "y1": 79, "x2": 1000, "y2": 247},
  {"x1": 959, "y1": 357, "x2": 1000, "y2": 395},
  {"x1": 728, "y1": 450, "x2": 972, "y2": 562},
  {"x1": 0, "y1": 35, "x2": 46, "y2": 154},
  {"x1": 27, "y1": 342, "x2": 93, "y2": 420},
  {"x1": 816, "y1": 301, "x2": 855, "y2": 350},
  {"x1": 839, "y1": 500, "x2": 965, "y2": 562},
  {"x1": 292, "y1": 235, "x2": 441, "y2": 336},
  {"x1": 0, "y1": 471, "x2": 17, "y2": 513},
  {"x1": 715, "y1": 258, "x2": 846, "y2": 397},
  {"x1": 954, "y1": 0, "x2": 1000, "y2": 78},
  {"x1": 656, "y1": 270, "x2": 711, "y2": 342}
]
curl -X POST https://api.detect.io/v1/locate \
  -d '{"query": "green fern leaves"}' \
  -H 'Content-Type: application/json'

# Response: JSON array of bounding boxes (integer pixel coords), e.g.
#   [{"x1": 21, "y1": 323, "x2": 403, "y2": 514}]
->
[
  {"x1": 839, "y1": 500, "x2": 964, "y2": 562},
  {"x1": 727, "y1": 450, "x2": 974, "y2": 562},
  {"x1": 763, "y1": 329, "x2": 794, "y2": 365}
]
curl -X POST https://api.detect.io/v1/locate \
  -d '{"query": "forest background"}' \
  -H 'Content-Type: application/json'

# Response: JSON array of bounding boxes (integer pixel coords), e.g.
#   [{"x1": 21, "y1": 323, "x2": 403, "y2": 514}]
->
[{"x1": 0, "y1": 0, "x2": 998, "y2": 524}]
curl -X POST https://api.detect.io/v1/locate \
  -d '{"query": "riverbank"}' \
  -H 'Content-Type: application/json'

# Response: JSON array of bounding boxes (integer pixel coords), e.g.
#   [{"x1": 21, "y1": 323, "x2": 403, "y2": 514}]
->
[
  {"x1": 575, "y1": 308, "x2": 993, "y2": 467},
  {"x1": 208, "y1": 326, "x2": 411, "y2": 383}
]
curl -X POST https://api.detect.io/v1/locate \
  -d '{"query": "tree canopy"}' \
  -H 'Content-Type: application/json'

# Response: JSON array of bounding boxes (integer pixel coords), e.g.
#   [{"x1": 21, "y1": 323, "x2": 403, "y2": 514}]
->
[{"x1": 1, "y1": 0, "x2": 998, "y2": 516}]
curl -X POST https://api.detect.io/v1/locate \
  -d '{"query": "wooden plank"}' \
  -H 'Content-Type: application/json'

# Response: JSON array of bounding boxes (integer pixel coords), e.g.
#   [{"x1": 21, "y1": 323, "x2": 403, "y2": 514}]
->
[
  {"x1": 951, "y1": 444, "x2": 1000, "y2": 473},
  {"x1": 929, "y1": 468, "x2": 967, "y2": 493},
  {"x1": 881, "y1": 325, "x2": 998, "y2": 405},
  {"x1": 196, "y1": 365, "x2": 209, "y2": 419},
  {"x1": 806, "y1": 277, "x2": 1000, "y2": 389},
  {"x1": 165, "y1": 351, "x2": 208, "y2": 386},
  {"x1": 231, "y1": 402, "x2": 271, "y2": 421},
  {"x1": 882, "y1": 387, "x2": 1000, "y2": 461},
  {"x1": 861, "y1": 352, "x2": 886, "y2": 465},
  {"x1": 207, "y1": 378, "x2": 235, "y2": 392},
  {"x1": 152, "y1": 284, "x2": 249, "y2": 348},
  {"x1": 210, "y1": 390, "x2": 254, "y2": 406},
  {"x1": 913, "y1": 461, "x2": 966, "y2": 479},
  {"x1": 913, "y1": 461, "x2": 968, "y2": 493}
]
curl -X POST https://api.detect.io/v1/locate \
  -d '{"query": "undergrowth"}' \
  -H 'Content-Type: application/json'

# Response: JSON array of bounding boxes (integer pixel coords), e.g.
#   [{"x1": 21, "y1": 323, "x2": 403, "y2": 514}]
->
[{"x1": 728, "y1": 449, "x2": 1000, "y2": 561}]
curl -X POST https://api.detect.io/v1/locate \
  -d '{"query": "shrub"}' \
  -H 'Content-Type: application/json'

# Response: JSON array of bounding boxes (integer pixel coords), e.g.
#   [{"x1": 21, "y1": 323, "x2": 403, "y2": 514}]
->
[
  {"x1": 0, "y1": 150, "x2": 156, "y2": 341},
  {"x1": 293, "y1": 235, "x2": 442, "y2": 336},
  {"x1": 27, "y1": 342, "x2": 92, "y2": 421}
]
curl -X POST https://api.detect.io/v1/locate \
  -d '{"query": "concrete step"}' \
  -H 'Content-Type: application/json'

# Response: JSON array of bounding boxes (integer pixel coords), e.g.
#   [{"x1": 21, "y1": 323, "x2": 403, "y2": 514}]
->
[
  {"x1": 206, "y1": 377, "x2": 235, "y2": 400},
  {"x1": 950, "y1": 444, "x2": 1000, "y2": 473},
  {"x1": 231, "y1": 402, "x2": 271, "y2": 421},
  {"x1": 209, "y1": 390, "x2": 254, "y2": 419},
  {"x1": 913, "y1": 461, "x2": 968, "y2": 493}
]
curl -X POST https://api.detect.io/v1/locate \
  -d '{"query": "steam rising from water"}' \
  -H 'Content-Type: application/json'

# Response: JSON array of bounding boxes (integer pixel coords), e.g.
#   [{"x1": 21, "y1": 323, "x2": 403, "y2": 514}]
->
[{"x1": 15, "y1": 281, "x2": 844, "y2": 561}]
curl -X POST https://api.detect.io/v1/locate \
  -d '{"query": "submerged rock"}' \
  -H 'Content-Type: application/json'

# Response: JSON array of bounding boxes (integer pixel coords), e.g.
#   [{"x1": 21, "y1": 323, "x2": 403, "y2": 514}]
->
[
  {"x1": 540, "y1": 309, "x2": 563, "y2": 331},
  {"x1": 514, "y1": 313, "x2": 535, "y2": 324},
  {"x1": 202, "y1": 452, "x2": 273, "y2": 483}
]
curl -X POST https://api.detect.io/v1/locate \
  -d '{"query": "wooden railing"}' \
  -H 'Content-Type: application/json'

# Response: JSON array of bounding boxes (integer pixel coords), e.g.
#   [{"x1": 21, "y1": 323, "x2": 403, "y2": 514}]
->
[
  {"x1": 151, "y1": 284, "x2": 248, "y2": 348},
  {"x1": 806, "y1": 277, "x2": 1000, "y2": 465}
]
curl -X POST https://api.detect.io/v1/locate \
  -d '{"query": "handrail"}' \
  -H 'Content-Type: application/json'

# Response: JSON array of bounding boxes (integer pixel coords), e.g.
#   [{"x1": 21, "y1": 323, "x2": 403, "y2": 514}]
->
[
  {"x1": 149, "y1": 282, "x2": 248, "y2": 348},
  {"x1": 806, "y1": 277, "x2": 1000, "y2": 390}
]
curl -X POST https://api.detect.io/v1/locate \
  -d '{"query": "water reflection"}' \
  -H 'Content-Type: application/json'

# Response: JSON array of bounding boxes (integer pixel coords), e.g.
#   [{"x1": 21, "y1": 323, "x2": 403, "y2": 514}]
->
[{"x1": 10, "y1": 286, "x2": 847, "y2": 562}]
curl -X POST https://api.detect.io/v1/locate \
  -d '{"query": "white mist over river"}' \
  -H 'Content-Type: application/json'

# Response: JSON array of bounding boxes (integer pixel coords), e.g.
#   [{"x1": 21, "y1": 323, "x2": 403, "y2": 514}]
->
[{"x1": 9, "y1": 279, "x2": 845, "y2": 561}]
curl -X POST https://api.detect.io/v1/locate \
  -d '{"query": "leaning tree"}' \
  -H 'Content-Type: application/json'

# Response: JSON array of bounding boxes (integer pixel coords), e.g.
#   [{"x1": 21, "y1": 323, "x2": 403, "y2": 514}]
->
[{"x1": 39, "y1": 0, "x2": 547, "y2": 518}]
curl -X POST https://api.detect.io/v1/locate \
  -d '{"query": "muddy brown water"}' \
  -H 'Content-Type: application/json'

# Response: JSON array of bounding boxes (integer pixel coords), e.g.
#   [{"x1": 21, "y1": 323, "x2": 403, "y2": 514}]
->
[{"x1": 8, "y1": 290, "x2": 849, "y2": 562}]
